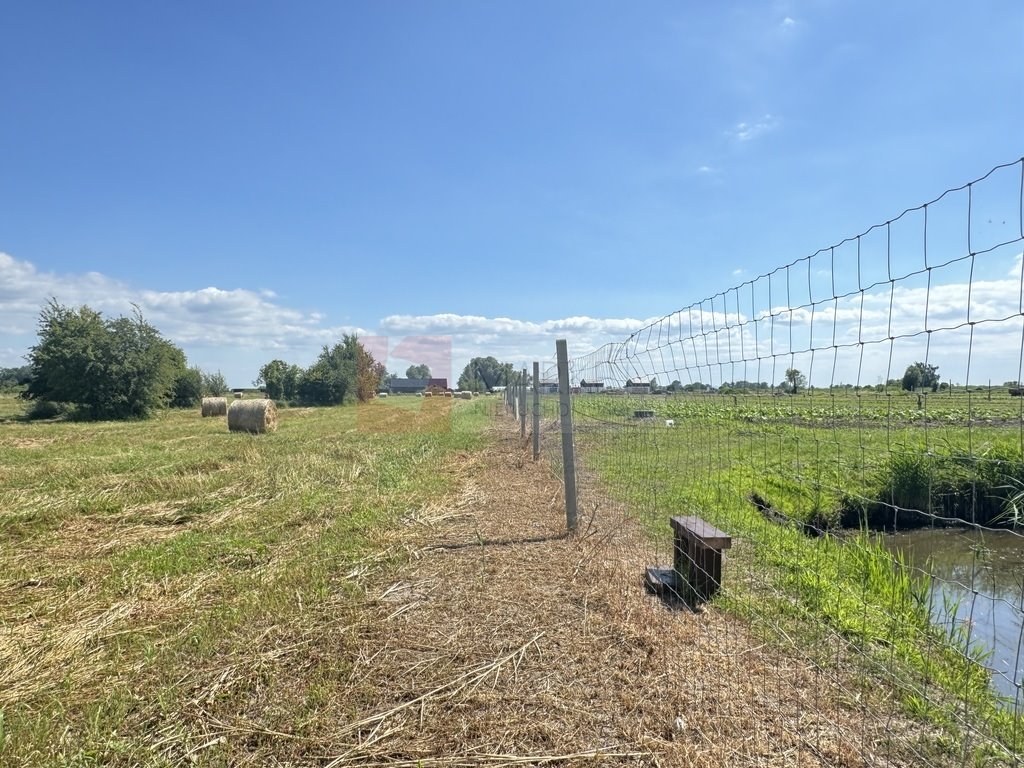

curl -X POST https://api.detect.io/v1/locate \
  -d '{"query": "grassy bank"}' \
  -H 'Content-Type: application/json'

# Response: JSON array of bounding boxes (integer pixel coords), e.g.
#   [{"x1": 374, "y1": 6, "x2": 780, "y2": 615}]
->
[
  {"x1": 0, "y1": 394, "x2": 490, "y2": 765},
  {"x1": 563, "y1": 390, "x2": 1024, "y2": 763}
]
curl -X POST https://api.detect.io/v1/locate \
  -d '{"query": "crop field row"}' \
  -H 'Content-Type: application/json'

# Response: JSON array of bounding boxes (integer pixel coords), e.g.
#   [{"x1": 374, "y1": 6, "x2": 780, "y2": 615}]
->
[{"x1": 538, "y1": 389, "x2": 1024, "y2": 762}]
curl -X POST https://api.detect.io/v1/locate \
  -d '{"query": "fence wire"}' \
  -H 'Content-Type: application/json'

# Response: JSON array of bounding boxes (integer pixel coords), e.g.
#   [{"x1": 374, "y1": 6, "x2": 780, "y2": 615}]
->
[{"x1": 533, "y1": 157, "x2": 1024, "y2": 766}]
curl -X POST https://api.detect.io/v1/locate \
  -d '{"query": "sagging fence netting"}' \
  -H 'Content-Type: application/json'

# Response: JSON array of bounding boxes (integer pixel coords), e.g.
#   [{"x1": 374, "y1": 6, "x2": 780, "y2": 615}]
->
[{"x1": 526, "y1": 157, "x2": 1024, "y2": 765}]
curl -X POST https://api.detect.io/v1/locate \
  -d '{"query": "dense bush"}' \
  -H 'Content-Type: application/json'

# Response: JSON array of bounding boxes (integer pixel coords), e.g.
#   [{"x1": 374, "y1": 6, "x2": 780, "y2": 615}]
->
[
  {"x1": 256, "y1": 360, "x2": 302, "y2": 401},
  {"x1": 26, "y1": 300, "x2": 188, "y2": 420},
  {"x1": 170, "y1": 367, "x2": 204, "y2": 408},
  {"x1": 25, "y1": 399, "x2": 68, "y2": 421},
  {"x1": 258, "y1": 335, "x2": 384, "y2": 406}
]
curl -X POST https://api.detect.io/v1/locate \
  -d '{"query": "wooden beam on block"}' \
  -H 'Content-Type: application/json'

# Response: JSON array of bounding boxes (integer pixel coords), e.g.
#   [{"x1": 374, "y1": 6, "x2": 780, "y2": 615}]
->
[{"x1": 669, "y1": 515, "x2": 732, "y2": 603}]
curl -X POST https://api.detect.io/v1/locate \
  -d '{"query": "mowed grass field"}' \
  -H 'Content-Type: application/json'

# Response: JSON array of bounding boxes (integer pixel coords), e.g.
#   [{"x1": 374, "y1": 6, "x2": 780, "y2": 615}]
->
[{"x1": 0, "y1": 393, "x2": 489, "y2": 766}]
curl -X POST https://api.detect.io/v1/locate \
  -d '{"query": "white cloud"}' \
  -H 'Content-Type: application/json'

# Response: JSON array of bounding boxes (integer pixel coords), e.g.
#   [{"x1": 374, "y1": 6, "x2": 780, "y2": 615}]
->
[
  {"x1": 597, "y1": 252, "x2": 1024, "y2": 387},
  {"x1": 378, "y1": 312, "x2": 660, "y2": 379},
  {"x1": 781, "y1": 16, "x2": 796, "y2": 27},
  {"x1": 1008, "y1": 252, "x2": 1023, "y2": 277},
  {"x1": 0, "y1": 252, "x2": 365, "y2": 380},
  {"x1": 8, "y1": 249, "x2": 1022, "y2": 390},
  {"x1": 0, "y1": 252, "x2": 658, "y2": 384},
  {"x1": 730, "y1": 114, "x2": 777, "y2": 142}
]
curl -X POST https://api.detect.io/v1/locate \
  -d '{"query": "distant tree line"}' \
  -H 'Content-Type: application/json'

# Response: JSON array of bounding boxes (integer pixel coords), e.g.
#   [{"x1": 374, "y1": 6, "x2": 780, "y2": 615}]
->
[
  {"x1": 256, "y1": 335, "x2": 385, "y2": 406},
  {"x1": 405, "y1": 363, "x2": 431, "y2": 379},
  {"x1": 0, "y1": 365, "x2": 32, "y2": 390},
  {"x1": 457, "y1": 356, "x2": 515, "y2": 393},
  {"x1": 639, "y1": 362, "x2": 949, "y2": 396},
  {"x1": 14, "y1": 301, "x2": 390, "y2": 419}
]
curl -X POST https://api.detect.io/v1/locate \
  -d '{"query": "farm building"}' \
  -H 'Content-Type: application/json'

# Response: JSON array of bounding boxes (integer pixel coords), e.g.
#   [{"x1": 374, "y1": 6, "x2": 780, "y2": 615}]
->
[
  {"x1": 389, "y1": 377, "x2": 449, "y2": 395},
  {"x1": 580, "y1": 380, "x2": 604, "y2": 394},
  {"x1": 624, "y1": 380, "x2": 652, "y2": 395},
  {"x1": 536, "y1": 381, "x2": 559, "y2": 395}
]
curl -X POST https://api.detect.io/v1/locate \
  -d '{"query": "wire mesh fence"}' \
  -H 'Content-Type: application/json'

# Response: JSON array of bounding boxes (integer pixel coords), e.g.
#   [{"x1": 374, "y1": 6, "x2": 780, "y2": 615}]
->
[{"x1": 521, "y1": 157, "x2": 1024, "y2": 765}]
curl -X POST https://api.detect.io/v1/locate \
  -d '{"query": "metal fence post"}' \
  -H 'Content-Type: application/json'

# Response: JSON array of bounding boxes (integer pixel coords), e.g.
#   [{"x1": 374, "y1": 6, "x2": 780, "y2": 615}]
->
[
  {"x1": 513, "y1": 372, "x2": 520, "y2": 421},
  {"x1": 520, "y1": 367, "x2": 527, "y2": 438},
  {"x1": 532, "y1": 361, "x2": 540, "y2": 460},
  {"x1": 555, "y1": 340, "x2": 578, "y2": 531}
]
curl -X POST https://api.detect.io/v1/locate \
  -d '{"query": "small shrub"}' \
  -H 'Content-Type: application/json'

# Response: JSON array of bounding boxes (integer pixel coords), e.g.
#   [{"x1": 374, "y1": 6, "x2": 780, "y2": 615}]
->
[{"x1": 26, "y1": 400, "x2": 67, "y2": 421}]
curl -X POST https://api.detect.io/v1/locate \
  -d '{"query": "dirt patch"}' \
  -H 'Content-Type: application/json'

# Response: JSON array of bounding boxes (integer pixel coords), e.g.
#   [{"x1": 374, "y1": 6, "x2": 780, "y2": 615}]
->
[{"x1": 2, "y1": 436, "x2": 59, "y2": 449}]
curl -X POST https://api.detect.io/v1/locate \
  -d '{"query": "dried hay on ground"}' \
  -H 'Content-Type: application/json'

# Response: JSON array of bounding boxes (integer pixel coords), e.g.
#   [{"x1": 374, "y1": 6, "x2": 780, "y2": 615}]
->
[
  {"x1": 201, "y1": 397, "x2": 228, "y2": 417},
  {"x1": 161, "y1": 422, "x2": 940, "y2": 766},
  {"x1": 227, "y1": 399, "x2": 276, "y2": 433}
]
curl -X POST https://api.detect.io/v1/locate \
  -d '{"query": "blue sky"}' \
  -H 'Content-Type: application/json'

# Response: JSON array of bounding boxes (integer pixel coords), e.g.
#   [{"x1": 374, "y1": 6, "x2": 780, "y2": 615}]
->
[{"x1": 2, "y1": 2, "x2": 1022, "y2": 387}]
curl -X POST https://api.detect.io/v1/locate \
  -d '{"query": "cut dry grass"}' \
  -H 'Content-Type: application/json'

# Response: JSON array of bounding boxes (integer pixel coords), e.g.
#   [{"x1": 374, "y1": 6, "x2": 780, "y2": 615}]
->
[
  {"x1": 0, "y1": 398, "x2": 488, "y2": 764},
  {"x1": 0, "y1": 399, "x2": 952, "y2": 765},
  {"x1": 269, "y1": 423, "x2": 944, "y2": 768}
]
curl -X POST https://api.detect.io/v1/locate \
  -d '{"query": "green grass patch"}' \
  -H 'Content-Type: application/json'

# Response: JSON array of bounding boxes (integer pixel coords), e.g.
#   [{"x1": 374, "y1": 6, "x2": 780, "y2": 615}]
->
[{"x1": 567, "y1": 390, "x2": 1024, "y2": 762}]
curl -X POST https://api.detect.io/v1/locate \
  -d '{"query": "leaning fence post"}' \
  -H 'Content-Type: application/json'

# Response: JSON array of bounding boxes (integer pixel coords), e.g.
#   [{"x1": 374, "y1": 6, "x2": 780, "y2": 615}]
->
[
  {"x1": 555, "y1": 340, "x2": 578, "y2": 531},
  {"x1": 532, "y1": 361, "x2": 540, "y2": 461},
  {"x1": 520, "y1": 367, "x2": 527, "y2": 438}
]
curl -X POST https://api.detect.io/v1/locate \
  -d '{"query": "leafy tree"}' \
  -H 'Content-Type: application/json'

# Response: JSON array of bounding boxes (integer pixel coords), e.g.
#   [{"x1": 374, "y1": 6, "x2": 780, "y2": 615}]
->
[
  {"x1": 457, "y1": 356, "x2": 514, "y2": 393},
  {"x1": 26, "y1": 300, "x2": 187, "y2": 419},
  {"x1": 297, "y1": 362, "x2": 338, "y2": 406},
  {"x1": 170, "y1": 366, "x2": 203, "y2": 408},
  {"x1": 202, "y1": 370, "x2": 230, "y2": 396},
  {"x1": 901, "y1": 367, "x2": 920, "y2": 391},
  {"x1": 405, "y1": 363, "x2": 431, "y2": 379},
  {"x1": 257, "y1": 360, "x2": 293, "y2": 400},
  {"x1": 300, "y1": 346, "x2": 354, "y2": 405},
  {"x1": 784, "y1": 368, "x2": 806, "y2": 394},
  {"x1": 901, "y1": 361, "x2": 940, "y2": 392},
  {"x1": 356, "y1": 341, "x2": 386, "y2": 401},
  {"x1": 296, "y1": 334, "x2": 382, "y2": 405}
]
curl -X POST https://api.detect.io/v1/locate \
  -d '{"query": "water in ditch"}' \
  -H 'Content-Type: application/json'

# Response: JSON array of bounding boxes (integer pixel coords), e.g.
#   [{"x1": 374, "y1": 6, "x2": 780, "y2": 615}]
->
[{"x1": 885, "y1": 528, "x2": 1024, "y2": 708}]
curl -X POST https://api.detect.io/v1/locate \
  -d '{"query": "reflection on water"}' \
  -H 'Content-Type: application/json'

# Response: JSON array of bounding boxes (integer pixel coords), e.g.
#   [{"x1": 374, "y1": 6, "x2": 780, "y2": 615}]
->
[{"x1": 885, "y1": 528, "x2": 1024, "y2": 708}]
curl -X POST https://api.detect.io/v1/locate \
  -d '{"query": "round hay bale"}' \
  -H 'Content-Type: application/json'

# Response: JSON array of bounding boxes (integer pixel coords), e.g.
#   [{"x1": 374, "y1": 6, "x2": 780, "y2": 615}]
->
[
  {"x1": 200, "y1": 397, "x2": 228, "y2": 417},
  {"x1": 228, "y1": 399, "x2": 277, "y2": 434}
]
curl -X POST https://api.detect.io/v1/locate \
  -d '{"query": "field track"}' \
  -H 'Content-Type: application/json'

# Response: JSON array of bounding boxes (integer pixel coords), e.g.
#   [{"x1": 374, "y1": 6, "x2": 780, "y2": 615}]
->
[{"x1": 278, "y1": 417, "x2": 934, "y2": 767}]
